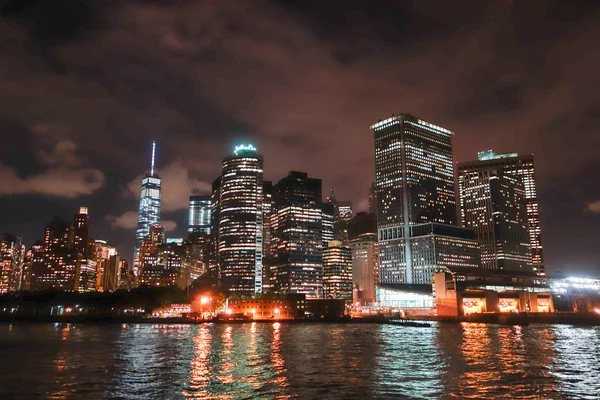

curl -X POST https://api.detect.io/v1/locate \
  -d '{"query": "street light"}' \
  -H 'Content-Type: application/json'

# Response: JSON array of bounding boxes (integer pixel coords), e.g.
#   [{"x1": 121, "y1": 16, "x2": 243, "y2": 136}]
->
[{"x1": 274, "y1": 308, "x2": 280, "y2": 319}]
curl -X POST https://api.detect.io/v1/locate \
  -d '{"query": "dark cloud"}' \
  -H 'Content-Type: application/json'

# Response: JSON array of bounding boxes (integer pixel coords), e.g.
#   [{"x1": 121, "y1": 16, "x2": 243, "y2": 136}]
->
[{"x1": 0, "y1": 0, "x2": 599, "y2": 274}]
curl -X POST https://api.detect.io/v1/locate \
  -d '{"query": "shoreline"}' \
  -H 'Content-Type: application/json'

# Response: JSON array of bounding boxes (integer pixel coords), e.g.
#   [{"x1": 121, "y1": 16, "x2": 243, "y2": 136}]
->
[{"x1": 1, "y1": 314, "x2": 599, "y2": 326}]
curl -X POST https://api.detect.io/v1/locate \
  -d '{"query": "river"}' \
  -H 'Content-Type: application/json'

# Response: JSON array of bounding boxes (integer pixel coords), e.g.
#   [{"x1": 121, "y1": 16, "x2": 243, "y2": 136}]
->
[{"x1": 1, "y1": 322, "x2": 599, "y2": 399}]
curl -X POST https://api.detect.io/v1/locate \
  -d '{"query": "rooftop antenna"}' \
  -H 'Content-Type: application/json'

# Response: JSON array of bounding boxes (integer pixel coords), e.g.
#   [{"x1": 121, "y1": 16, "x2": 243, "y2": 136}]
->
[{"x1": 150, "y1": 141, "x2": 156, "y2": 175}]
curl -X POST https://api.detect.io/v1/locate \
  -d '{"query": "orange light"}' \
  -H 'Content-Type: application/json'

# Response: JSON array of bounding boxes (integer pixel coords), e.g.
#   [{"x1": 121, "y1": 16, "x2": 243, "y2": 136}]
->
[
  {"x1": 251, "y1": 309, "x2": 256, "y2": 314},
  {"x1": 226, "y1": 308, "x2": 232, "y2": 315},
  {"x1": 200, "y1": 296, "x2": 211, "y2": 305},
  {"x1": 274, "y1": 308, "x2": 280, "y2": 313}
]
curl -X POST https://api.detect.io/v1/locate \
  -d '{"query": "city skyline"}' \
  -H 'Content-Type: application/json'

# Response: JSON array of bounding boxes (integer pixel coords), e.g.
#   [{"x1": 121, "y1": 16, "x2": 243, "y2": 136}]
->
[{"x1": 0, "y1": 1, "x2": 599, "y2": 275}]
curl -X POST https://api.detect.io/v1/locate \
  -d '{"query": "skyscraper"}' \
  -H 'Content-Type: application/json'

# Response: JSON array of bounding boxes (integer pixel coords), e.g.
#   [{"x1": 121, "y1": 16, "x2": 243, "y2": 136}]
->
[
  {"x1": 371, "y1": 114, "x2": 457, "y2": 284},
  {"x1": 188, "y1": 195, "x2": 212, "y2": 235},
  {"x1": 270, "y1": 171, "x2": 324, "y2": 298},
  {"x1": 323, "y1": 240, "x2": 353, "y2": 301},
  {"x1": 0, "y1": 234, "x2": 25, "y2": 293},
  {"x1": 208, "y1": 177, "x2": 221, "y2": 284},
  {"x1": 73, "y1": 206, "x2": 96, "y2": 292},
  {"x1": 458, "y1": 150, "x2": 543, "y2": 274},
  {"x1": 134, "y1": 141, "x2": 162, "y2": 274},
  {"x1": 218, "y1": 144, "x2": 264, "y2": 295}
]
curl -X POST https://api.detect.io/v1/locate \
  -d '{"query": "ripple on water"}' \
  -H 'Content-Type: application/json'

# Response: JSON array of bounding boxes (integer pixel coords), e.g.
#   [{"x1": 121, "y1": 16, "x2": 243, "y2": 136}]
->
[{"x1": 0, "y1": 322, "x2": 599, "y2": 399}]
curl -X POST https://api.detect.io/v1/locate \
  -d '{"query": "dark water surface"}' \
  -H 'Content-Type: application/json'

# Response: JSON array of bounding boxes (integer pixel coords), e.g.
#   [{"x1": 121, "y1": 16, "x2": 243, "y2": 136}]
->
[{"x1": 1, "y1": 322, "x2": 599, "y2": 399}]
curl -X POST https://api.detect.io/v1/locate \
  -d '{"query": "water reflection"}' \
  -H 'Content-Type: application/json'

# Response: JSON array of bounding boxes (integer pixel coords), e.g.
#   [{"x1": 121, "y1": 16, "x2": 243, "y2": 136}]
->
[
  {"x1": 185, "y1": 326, "x2": 212, "y2": 398},
  {"x1": 1, "y1": 322, "x2": 600, "y2": 399}
]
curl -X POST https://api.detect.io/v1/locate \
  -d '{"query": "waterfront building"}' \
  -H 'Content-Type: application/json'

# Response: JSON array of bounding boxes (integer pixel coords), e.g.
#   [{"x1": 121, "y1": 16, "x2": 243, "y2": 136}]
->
[
  {"x1": 434, "y1": 267, "x2": 552, "y2": 316},
  {"x1": 323, "y1": 240, "x2": 353, "y2": 301},
  {"x1": 371, "y1": 114, "x2": 457, "y2": 284},
  {"x1": 0, "y1": 234, "x2": 25, "y2": 293},
  {"x1": 350, "y1": 233, "x2": 379, "y2": 305},
  {"x1": 459, "y1": 150, "x2": 545, "y2": 275},
  {"x1": 270, "y1": 171, "x2": 324, "y2": 298},
  {"x1": 458, "y1": 163, "x2": 531, "y2": 271},
  {"x1": 134, "y1": 141, "x2": 162, "y2": 274},
  {"x1": 188, "y1": 195, "x2": 211, "y2": 235},
  {"x1": 218, "y1": 144, "x2": 264, "y2": 295}
]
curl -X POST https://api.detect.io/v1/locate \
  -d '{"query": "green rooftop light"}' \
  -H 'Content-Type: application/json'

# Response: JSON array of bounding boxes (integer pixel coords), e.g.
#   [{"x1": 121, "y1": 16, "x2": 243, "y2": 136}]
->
[{"x1": 234, "y1": 144, "x2": 257, "y2": 155}]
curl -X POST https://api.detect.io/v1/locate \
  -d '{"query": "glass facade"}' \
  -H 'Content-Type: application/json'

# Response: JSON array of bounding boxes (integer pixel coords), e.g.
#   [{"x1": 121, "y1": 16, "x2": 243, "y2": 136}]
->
[
  {"x1": 218, "y1": 146, "x2": 264, "y2": 295},
  {"x1": 188, "y1": 195, "x2": 212, "y2": 235},
  {"x1": 371, "y1": 114, "x2": 456, "y2": 284},
  {"x1": 134, "y1": 142, "x2": 162, "y2": 274},
  {"x1": 459, "y1": 150, "x2": 544, "y2": 275}
]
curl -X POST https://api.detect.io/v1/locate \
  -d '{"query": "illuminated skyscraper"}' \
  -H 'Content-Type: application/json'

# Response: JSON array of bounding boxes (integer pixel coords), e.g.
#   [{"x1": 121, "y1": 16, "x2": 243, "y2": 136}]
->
[
  {"x1": 208, "y1": 177, "x2": 221, "y2": 284},
  {"x1": 371, "y1": 114, "x2": 457, "y2": 284},
  {"x1": 134, "y1": 141, "x2": 161, "y2": 274},
  {"x1": 323, "y1": 240, "x2": 353, "y2": 301},
  {"x1": 218, "y1": 144, "x2": 264, "y2": 295},
  {"x1": 270, "y1": 171, "x2": 324, "y2": 298},
  {"x1": 458, "y1": 150, "x2": 543, "y2": 274},
  {"x1": 188, "y1": 195, "x2": 212, "y2": 235},
  {"x1": 73, "y1": 206, "x2": 96, "y2": 292},
  {"x1": 0, "y1": 234, "x2": 25, "y2": 293}
]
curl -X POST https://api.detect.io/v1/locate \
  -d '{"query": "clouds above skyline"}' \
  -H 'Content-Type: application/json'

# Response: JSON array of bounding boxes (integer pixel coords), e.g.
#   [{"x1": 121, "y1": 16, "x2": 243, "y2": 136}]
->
[{"x1": 0, "y1": 0, "x2": 599, "y2": 273}]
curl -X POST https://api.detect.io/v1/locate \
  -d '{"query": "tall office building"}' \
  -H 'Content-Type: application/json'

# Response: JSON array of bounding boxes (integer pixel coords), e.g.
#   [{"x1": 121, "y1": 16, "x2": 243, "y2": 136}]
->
[
  {"x1": 323, "y1": 240, "x2": 353, "y2": 301},
  {"x1": 458, "y1": 150, "x2": 542, "y2": 273},
  {"x1": 218, "y1": 144, "x2": 264, "y2": 295},
  {"x1": 207, "y1": 177, "x2": 221, "y2": 284},
  {"x1": 73, "y1": 207, "x2": 96, "y2": 292},
  {"x1": 188, "y1": 195, "x2": 212, "y2": 235},
  {"x1": 371, "y1": 114, "x2": 457, "y2": 284},
  {"x1": 351, "y1": 233, "x2": 379, "y2": 305},
  {"x1": 102, "y1": 255, "x2": 121, "y2": 292},
  {"x1": 134, "y1": 141, "x2": 162, "y2": 274},
  {"x1": 262, "y1": 181, "x2": 274, "y2": 291},
  {"x1": 0, "y1": 234, "x2": 25, "y2": 293},
  {"x1": 270, "y1": 171, "x2": 324, "y2": 298}
]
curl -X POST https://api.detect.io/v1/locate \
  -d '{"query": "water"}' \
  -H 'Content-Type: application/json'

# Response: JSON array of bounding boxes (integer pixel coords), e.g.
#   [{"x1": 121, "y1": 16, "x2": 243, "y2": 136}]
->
[{"x1": 1, "y1": 322, "x2": 599, "y2": 399}]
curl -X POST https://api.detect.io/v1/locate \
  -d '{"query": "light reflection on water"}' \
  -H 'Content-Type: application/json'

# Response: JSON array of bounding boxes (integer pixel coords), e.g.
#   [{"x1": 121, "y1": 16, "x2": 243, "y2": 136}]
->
[{"x1": 0, "y1": 322, "x2": 599, "y2": 399}]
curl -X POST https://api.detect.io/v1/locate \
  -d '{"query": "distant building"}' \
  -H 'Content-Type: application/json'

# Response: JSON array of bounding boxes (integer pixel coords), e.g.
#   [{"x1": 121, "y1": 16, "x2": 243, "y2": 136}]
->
[
  {"x1": 134, "y1": 141, "x2": 162, "y2": 275},
  {"x1": 73, "y1": 207, "x2": 96, "y2": 292},
  {"x1": 207, "y1": 177, "x2": 221, "y2": 285},
  {"x1": 323, "y1": 240, "x2": 353, "y2": 301},
  {"x1": 31, "y1": 217, "x2": 79, "y2": 291},
  {"x1": 101, "y1": 255, "x2": 121, "y2": 292},
  {"x1": 371, "y1": 114, "x2": 457, "y2": 284},
  {"x1": 350, "y1": 233, "x2": 379, "y2": 305},
  {"x1": 218, "y1": 144, "x2": 264, "y2": 295},
  {"x1": 188, "y1": 195, "x2": 211, "y2": 235},
  {"x1": 262, "y1": 181, "x2": 273, "y2": 291},
  {"x1": 0, "y1": 234, "x2": 25, "y2": 293},
  {"x1": 94, "y1": 239, "x2": 117, "y2": 291},
  {"x1": 368, "y1": 182, "x2": 377, "y2": 215},
  {"x1": 459, "y1": 150, "x2": 545, "y2": 275},
  {"x1": 270, "y1": 171, "x2": 325, "y2": 298},
  {"x1": 338, "y1": 201, "x2": 353, "y2": 220},
  {"x1": 347, "y1": 212, "x2": 377, "y2": 241},
  {"x1": 458, "y1": 163, "x2": 531, "y2": 271}
]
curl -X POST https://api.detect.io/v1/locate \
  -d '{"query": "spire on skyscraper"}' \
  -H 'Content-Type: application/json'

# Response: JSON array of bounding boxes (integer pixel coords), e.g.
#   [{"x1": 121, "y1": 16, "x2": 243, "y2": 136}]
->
[
  {"x1": 150, "y1": 141, "x2": 156, "y2": 175},
  {"x1": 327, "y1": 188, "x2": 337, "y2": 205}
]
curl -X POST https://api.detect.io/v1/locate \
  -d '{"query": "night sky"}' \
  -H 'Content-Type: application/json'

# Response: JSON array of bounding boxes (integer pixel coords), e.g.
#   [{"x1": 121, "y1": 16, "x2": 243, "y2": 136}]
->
[{"x1": 0, "y1": 0, "x2": 599, "y2": 275}]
